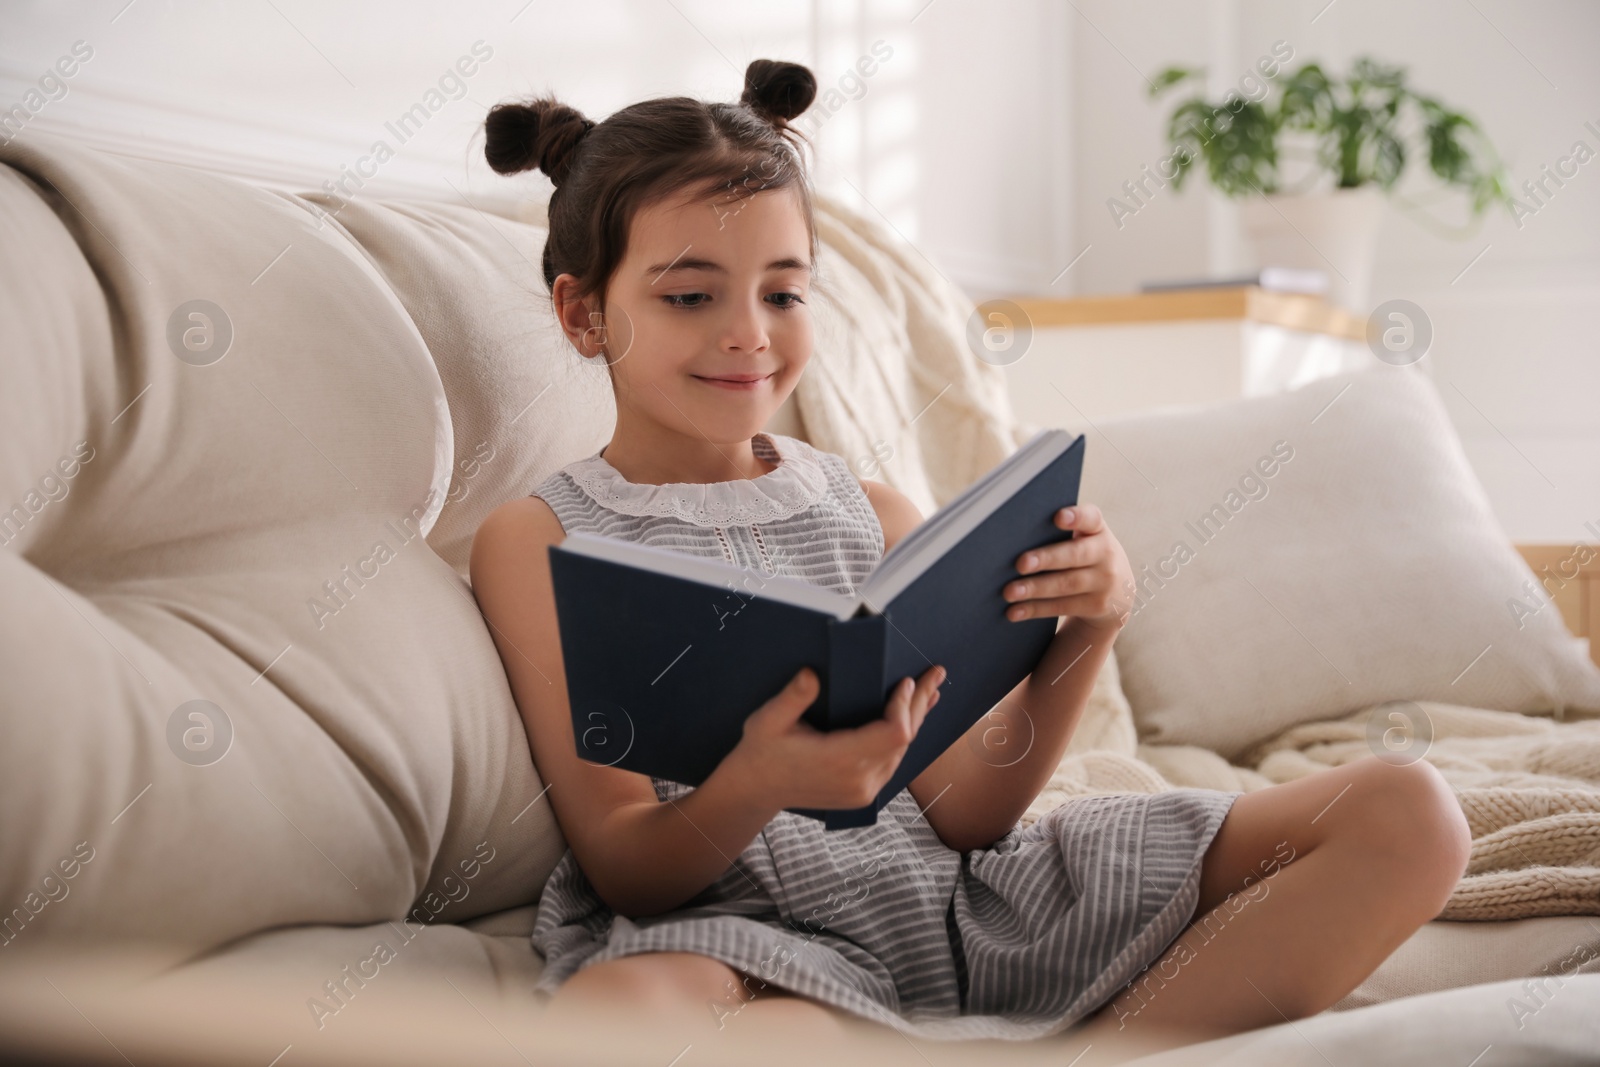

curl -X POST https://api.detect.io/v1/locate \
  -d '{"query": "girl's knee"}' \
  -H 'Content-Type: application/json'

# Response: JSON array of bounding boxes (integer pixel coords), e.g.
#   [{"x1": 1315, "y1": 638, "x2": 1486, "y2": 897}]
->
[
  {"x1": 1347, "y1": 758, "x2": 1471, "y2": 907},
  {"x1": 740, "y1": 991, "x2": 851, "y2": 1037},
  {"x1": 555, "y1": 952, "x2": 742, "y2": 1015}
]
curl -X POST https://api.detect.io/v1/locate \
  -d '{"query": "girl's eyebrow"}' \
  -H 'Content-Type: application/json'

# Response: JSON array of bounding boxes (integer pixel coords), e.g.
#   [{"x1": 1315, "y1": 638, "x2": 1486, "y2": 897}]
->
[{"x1": 644, "y1": 256, "x2": 813, "y2": 278}]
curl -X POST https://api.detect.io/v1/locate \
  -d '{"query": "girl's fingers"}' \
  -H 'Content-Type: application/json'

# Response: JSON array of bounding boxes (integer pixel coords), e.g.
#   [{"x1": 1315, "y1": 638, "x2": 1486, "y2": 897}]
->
[
  {"x1": 856, "y1": 669, "x2": 940, "y2": 758},
  {"x1": 881, "y1": 675, "x2": 911, "y2": 746},
  {"x1": 1056, "y1": 502, "x2": 1104, "y2": 534},
  {"x1": 1016, "y1": 535, "x2": 1095, "y2": 576},
  {"x1": 916, "y1": 687, "x2": 939, "y2": 733},
  {"x1": 899, "y1": 676, "x2": 916, "y2": 738},
  {"x1": 760, "y1": 667, "x2": 819, "y2": 727},
  {"x1": 1008, "y1": 592, "x2": 1114, "y2": 621},
  {"x1": 1005, "y1": 566, "x2": 1095, "y2": 604},
  {"x1": 893, "y1": 672, "x2": 928, "y2": 746},
  {"x1": 914, "y1": 667, "x2": 944, "y2": 732}
]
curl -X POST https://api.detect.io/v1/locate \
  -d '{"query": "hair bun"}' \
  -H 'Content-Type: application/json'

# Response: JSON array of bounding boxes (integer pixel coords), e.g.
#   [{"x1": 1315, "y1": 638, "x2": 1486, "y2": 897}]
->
[
  {"x1": 741, "y1": 59, "x2": 817, "y2": 125},
  {"x1": 483, "y1": 96, "x2": 596, "y2": 185}
]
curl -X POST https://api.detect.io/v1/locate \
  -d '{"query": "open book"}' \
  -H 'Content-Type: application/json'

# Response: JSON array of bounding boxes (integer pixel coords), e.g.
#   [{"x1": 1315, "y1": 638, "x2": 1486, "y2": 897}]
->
[{"x1": 547, "y1": 428, "x2": 1086, "y2": 829}]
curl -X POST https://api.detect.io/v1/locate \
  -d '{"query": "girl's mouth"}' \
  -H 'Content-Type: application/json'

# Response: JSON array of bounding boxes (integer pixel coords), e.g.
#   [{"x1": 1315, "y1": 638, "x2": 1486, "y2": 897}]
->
[{"x1": 691, "y1": 372, "x2": 775, "y2": 391}]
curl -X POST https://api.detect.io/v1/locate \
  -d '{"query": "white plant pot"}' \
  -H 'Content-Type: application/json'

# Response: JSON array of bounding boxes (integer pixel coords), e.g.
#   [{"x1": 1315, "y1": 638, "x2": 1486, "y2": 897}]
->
[{"x1": 1239, "y1": 186, "x2": 1385, "y2": 313}]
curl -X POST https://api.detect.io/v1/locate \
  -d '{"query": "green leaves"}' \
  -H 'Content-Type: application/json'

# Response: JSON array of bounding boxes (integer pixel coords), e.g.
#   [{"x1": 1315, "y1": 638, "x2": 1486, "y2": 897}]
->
[
  {"x1": 1277, "y1": 62, "x2": 1334, "y2": 131},
  {"x1": 1149, "y1": 53, "x2": 1511, "y2": 216},
  {"x1": 1166, "y1": 98, "x2": 1277, "y2": 196},
  {"x1": 1148, "y1": 65, "x2": 1199, "y2": 98}
]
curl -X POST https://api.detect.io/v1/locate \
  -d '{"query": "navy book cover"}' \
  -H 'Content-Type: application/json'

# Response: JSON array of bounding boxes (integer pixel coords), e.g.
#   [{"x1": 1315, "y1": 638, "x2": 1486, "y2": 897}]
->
[{"x1": 547, "y1": 430, "x2": 1086, "y2": 830}]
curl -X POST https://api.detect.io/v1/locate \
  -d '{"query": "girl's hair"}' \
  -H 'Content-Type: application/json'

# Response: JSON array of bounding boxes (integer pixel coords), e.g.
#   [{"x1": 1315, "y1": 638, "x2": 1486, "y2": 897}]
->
[{"x1": 483, "y1": 59, "x2": 820, "y2": 321}]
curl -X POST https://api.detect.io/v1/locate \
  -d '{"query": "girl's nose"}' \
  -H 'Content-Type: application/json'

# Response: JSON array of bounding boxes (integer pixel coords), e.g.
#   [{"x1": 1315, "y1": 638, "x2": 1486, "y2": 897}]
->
[{"x1": 721, "y1": 292, "x2": 770, "y2": 353}]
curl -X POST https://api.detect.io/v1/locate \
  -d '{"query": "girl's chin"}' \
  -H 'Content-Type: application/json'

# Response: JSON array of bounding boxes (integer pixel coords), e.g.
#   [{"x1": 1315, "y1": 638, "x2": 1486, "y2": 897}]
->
[{"x1": 671, "y1": 395, "x2": 782, "y2": 439}]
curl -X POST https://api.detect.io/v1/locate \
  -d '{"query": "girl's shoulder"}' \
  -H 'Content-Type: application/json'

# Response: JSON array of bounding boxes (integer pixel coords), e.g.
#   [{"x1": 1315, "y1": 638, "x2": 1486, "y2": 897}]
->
[
  {"x1": 847, "y1": 473, "x2": 925, "y2": 556},
  {"x1": 468, "y1": 492, "x2": 566, "y2": 601}
]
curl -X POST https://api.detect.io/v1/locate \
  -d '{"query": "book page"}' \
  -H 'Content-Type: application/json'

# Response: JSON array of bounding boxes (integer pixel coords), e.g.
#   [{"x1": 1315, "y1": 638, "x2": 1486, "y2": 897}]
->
[{"x1": 858, "y1": 429, "x2": 1073, "y2": 610}]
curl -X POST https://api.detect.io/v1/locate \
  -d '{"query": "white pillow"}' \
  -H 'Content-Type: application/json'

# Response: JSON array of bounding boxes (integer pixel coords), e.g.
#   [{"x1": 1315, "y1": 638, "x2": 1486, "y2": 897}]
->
[{"x1": 1080, "y1": 365, "x2": 1600, "y2": 758}]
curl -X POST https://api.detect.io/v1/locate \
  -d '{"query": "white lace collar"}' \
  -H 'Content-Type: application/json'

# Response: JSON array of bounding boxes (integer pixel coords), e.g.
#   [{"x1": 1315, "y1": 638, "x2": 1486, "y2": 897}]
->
[{"x1": 563, "y1": 432, "x2": 832, "y2": 527}]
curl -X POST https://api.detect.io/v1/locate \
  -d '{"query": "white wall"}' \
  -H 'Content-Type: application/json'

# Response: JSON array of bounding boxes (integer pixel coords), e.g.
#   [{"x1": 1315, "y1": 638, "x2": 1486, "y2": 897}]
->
[
  {"x1": 3, "y1": 0, "x2": 1594, "y2": 539},
  {"x1": 1, "y1": 1, "x2": 815, "y2": 211},
  {"x1": 0, "y1": 0, "x2": 1076, "y2": 310},
  {"x1": 1051, "y1": 0, "x2": 1600, "y2": 542}
]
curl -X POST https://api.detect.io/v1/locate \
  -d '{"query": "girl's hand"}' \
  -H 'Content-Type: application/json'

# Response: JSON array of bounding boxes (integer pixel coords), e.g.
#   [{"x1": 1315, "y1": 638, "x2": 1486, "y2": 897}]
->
[
  {"x1": 1003, "y1": 503, "x2": 1136, "y2": 634},
  {"x1": 727, "y1": 664, "x2": 945, "y2": 814}
]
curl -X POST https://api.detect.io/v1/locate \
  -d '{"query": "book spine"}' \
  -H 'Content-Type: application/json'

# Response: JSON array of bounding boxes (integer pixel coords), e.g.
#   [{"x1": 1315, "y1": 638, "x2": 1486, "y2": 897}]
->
[
  {"x1": 823, "y1": 614, "x2": 890, "y2": 730},
  {"x1": 815, "y1": 614, "x2": 892, "y2": 830}
]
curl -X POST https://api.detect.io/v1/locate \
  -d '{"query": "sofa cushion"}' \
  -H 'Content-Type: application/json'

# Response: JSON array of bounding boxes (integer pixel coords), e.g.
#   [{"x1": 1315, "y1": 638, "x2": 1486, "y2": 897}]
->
[
  {"x1": 294, "y1": 194, "x2": 615, "y2": 579},
  {"x1": 1081, "y1": 365, "x2": 1600, "y2": 758},
  {"x1": 0, "y1": 132, "x2": 561, "y2": 959}
]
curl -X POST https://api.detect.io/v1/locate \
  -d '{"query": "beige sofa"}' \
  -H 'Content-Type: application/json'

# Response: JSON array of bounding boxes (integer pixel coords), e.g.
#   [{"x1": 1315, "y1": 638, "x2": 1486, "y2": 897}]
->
[{"x1": 3, "y1": 130, "x2": 1598, "y2": 1064}]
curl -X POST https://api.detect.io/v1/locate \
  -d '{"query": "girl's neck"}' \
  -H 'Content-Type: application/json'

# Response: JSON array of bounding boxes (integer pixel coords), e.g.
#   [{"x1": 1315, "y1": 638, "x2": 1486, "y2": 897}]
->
[{"x1": 599, "y1": 422, "x2": 777, "y2": 487}]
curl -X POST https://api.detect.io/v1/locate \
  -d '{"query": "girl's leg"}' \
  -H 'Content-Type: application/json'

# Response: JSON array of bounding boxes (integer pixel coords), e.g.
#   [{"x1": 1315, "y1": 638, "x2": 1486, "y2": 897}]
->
[
  {"x1": 1079, "y1": 756, "x2": 1470, "y2": 1048},
  {"x1": 544, "y1": 950, "x2": 851, "y2": 1042}
]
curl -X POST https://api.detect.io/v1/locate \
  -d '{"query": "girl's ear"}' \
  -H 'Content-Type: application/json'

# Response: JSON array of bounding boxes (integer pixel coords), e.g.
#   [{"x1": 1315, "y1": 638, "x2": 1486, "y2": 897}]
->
[{"x1": 550, "y1": 274, "x2": 600, "y2": 358}]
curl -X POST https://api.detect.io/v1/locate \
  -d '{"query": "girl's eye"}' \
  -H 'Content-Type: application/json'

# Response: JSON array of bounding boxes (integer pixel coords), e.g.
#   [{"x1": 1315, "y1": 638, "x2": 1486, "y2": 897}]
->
[{"x1": 660, "y1": 293, "x2": 806, "y2": 310}]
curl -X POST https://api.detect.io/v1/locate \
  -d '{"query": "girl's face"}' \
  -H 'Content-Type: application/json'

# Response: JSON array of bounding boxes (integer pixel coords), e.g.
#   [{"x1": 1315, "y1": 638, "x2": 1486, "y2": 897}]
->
[{"x1": 561, "y1": 183, "x2": 814, "y2": 444}]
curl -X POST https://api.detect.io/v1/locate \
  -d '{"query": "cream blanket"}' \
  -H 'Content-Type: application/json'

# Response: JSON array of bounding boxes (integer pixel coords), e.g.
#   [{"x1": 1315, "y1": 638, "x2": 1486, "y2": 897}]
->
[
  {"x1": 1024, "y1": 670, "x2": 1600, "y2": 921},
  {"x1": 795, "y1": 189, "x2": 1600, "y2": 923}
]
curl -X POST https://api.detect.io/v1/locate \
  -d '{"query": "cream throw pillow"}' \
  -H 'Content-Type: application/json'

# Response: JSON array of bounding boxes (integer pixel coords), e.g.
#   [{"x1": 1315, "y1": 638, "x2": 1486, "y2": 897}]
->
[{"x1": 1079, "y1": 365, "x2": 1600, "y2": 758}]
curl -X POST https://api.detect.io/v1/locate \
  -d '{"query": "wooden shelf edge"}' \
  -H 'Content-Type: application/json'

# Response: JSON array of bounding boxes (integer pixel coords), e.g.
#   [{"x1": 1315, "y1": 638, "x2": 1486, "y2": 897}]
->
[{"x1": 1005, "y1": 286, "x2": 1366, "y2": 342}]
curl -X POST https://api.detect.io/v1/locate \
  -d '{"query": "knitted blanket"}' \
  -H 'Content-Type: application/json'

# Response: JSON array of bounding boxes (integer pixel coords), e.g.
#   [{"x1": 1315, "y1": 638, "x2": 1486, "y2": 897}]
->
[
  {"x1": 1240, "y1": 705, "x2": 1600, "y2": 919},
  {"x1": 794, "y1": 188, "x2": 1599, "y2": 924},
  {"x1": 1020, "y1": 653, "x2": 1600, "y2": 921}
]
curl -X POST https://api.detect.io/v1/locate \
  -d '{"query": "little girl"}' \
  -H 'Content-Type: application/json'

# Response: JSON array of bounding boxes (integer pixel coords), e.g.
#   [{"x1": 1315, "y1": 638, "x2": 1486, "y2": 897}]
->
[{"x1": 469, "y1": 59, "x2": 1471, "y2": 1048}]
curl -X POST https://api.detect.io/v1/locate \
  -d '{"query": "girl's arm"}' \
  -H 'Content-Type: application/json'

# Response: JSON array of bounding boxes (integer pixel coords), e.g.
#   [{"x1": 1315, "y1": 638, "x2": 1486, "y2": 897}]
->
[
  {"x1": 469, "y1": 498, "x2": 786, "y2": 919},
  {"x1": 859, "y1": 479, "x2": 1132, "y2": 852},
  {"x1": 907, "y1": 618, "x2": 1120, "y2": 851}
]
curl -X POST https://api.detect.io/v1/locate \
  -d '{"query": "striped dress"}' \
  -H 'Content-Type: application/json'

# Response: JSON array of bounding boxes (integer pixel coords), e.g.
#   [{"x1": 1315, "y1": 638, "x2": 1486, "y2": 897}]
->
[{"x1": 526, "y1": 430, "x2": 1238, "y2": 1041}]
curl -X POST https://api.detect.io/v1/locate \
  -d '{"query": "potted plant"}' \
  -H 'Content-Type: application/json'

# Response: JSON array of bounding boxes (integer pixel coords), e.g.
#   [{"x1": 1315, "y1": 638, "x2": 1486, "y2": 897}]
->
[{"x1": 1150, "y1": 56, "x2": 1511, "y2": 311}]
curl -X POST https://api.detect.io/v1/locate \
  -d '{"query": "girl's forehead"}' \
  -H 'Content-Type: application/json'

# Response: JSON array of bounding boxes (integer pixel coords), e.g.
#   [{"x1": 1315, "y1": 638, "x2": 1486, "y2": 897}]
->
[{"x1": 626, "y1": 186, "x2": 811, "y2": 270}]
